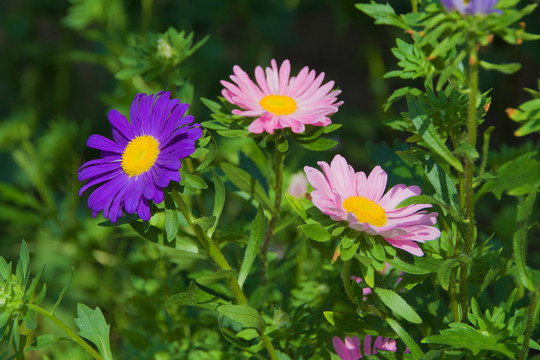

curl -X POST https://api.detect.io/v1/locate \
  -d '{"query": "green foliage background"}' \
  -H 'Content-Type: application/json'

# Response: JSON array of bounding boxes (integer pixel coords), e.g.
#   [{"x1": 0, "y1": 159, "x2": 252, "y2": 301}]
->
[{"x1": 1, "y1": 0, "x2": 540, "y2": 358}]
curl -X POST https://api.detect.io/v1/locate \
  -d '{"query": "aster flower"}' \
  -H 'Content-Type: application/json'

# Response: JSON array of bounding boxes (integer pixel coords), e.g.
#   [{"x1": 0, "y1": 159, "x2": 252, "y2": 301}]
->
[
  {"x1": 441, "y1": 0, "x2": 501, "y2": 15},
  {"x1": 78, "y1": 91, "x2": 202, "y2": 223},
  {"x1": 221, "y1": 59, "x2": 343, "y2": 134},
  {"x1": 304, "y1": 155, "x2": 440, "y2": 256},
  {"x1": 333, "y1": 335, "x2": 405, "y2": 359}
]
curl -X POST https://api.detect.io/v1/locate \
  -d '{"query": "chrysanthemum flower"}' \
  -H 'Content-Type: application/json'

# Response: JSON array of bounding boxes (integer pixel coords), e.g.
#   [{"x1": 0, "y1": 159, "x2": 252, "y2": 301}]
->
[
  {"x1": 78, "y1": 91, "x2": 202, "y2": 223},
  {"x1": 304, "y1": 155, "x2": 440, "y2": 256},
  {"x1": 221, "y1": 59, "x2": 343, "y2": 134},
  {"x1": 333, "y1": 335, "x2": 405, "y2": 359},
  {"x1": 441, "y1": 0, "x2": 501, "y2": 15}
]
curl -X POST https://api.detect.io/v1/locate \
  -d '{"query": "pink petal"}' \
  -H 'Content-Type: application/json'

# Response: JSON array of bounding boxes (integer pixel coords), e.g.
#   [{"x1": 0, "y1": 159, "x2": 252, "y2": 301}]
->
[
  {"x1": 379, "y1": 184, "x2": 422, "y2": 210},
  {"x1": 383, "y1": 238, "x2": 424, "y2": 256},
  {"x1": 365, "y1": 166, "x2": 388, "y2": 202}
]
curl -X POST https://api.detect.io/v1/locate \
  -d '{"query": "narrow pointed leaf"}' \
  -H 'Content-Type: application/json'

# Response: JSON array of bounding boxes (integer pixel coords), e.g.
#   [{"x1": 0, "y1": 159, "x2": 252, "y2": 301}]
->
[
  {"x1": 221, "y1": 163, "x2": 273, "y2": 211},
  {"x1": 374, "y1": 288, "x2": 422, "y2": 324},
  {"x1": 386, "y1": 318, "x2": 424, "y2": 359},
  {"x1": 238, "y1": 206, "x2": 266, "y2": 288},
  {"x1": 217, "y1": 304, "x2": 266, "y2": 331}
]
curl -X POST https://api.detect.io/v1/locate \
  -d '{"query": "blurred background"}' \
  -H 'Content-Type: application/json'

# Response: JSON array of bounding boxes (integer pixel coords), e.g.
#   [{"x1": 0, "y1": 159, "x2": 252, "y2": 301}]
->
[{"x1": 1, "y1": 0, "x2": 539, "y2": 358}]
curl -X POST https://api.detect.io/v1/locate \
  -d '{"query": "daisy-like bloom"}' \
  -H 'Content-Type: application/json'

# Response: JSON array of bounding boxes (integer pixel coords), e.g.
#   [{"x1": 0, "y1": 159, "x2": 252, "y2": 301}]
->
[
  {"x1": 440, "y1": 0, "x2": 501, "y2": 15},
  {"x1": 78, "y1": 92, "x2": 202, "y2": 223},
  {"x1": 221, "y1": 59, "x2": 343, "y2": 134},
  {"x1": 333, "y1": 335, "x2": 405, "y2": 359},
  {"x1": 304, "y1": 155, "x2": 440, "y2": 256}
]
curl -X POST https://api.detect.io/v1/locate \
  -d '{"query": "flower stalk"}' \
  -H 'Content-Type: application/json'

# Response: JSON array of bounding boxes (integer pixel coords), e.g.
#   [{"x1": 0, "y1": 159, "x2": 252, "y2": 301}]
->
[
  {"x1": 26, "y1": 303, "x2": 103, "y2": 360},
  {"x1": 172, "y1": 190, "x2": 279, "y2": 360},
  {"x1": 459, "y1": 45, "x2": 479, "y2": 317},
  {"x1": 260, "y1": 136, "x2": 285, "y2": 283},
  {"x1": 518, "y1": 287, "x2": 540, "y2": 360}
]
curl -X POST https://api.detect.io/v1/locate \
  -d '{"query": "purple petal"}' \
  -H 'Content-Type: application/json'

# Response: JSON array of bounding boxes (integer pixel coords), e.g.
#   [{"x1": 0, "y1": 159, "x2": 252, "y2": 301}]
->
[
  {"x1": 123, "y1": 179, "x2": 144, "y2": 214},
  {"x1": 108, "y1": 109, "x2": 133, "y2": 145},
  {"x1": 78, "y1": 161, "x2": 121, "y2": 182},
  {"x1": 86, "y1": 134, "x2": 124, "y2": 153},
  {"x1": 137, "y1": 197, "x2": 151, "y2": 221}
]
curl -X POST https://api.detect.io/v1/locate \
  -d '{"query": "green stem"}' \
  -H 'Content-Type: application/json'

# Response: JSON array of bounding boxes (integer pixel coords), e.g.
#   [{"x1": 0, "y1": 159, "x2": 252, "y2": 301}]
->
[
  {"x1": 476, "y1": 126, "x2": 494, "y2": 188},
  {"x1": 342, "y1": 260, "x2": 356, "y2": 305},
  {"x1": 448, "y1": 275, "x2": 461, "y2": 322},
  {"x1": 518, "y1": 288, "x2": 540, "y2": 360},
  {"x1": 411, "y1": 0, "x2": 418, "y2": 12},
  {"x1": 173, "y1": 191, "x2": 279, "y2": 360},
  {"x1": 260, "y1": 137, "x2": 285, "y2": 284},
  {"x1": 459, "y1": 46, "x2": 479, "y2": 317},
  {"x1": 27, "y1": 303, "x2": 102, "y2": 360}
]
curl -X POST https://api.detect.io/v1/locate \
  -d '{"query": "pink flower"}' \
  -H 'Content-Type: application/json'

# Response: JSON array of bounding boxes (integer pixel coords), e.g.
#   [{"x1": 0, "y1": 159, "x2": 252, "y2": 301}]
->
[
  {"x1": 221, "y1": 59, "x2": 343, "y2": 134},
  {"x1": 287, "y1": 172, "x2": 308, "y2": 198},
  {"x1": 304, "y1": 155, "x2": 440, "y2": 256},
  {"x1": 333, "y1": 335, "x2": 404, "y2": 359}
]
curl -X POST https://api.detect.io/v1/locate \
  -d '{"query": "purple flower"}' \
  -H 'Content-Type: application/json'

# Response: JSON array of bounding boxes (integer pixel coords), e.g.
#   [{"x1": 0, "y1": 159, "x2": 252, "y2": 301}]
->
[
  {"x1": 440, "y1": 0, "x2": 501, "y2": 15},
  {"x1": 333, "y1": 335, "x2": 407, "y2": 359},
  {"x1": 78, "y1": 92, "x2": 202, "y2": 223}
]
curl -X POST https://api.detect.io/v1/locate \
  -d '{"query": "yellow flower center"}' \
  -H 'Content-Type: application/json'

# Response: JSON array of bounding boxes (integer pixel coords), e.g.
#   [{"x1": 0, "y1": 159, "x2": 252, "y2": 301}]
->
[
  {"x1": 121, "y1": 135, "x2": 160, "y2": 177},
  {"x1": 259, "y1": 95, "x2": 297, "y2": 115},
  {"x1": 342, "y1": 196, "x2": 387, "y2": 227}
]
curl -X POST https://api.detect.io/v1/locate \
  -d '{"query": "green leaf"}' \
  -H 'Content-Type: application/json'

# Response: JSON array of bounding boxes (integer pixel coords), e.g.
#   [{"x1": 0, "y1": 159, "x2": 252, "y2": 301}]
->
[
  {"x1": 200, "y1": 97, "x2": 222, "y2": 113},
  {"x1": 183, "y1": 174, "x2": 208, "y2": 189},
  {"x1": 209, "y1": 169, "x2": 225, "y2": 237},
  {"x1": 74, "y1": 304, "x2": 113, "y2": 360},
  {"x1": 196, "y1": 270, "x2": 236, "y2": 286},
  {"x1": 386, "y1": 257, "x2": 431, "y2": 275},
  {"x1": 476, "y1": 152, "x2": 540, "y2": 200},
  {"x1": 130, "y1": 221, "x2": 164, "y2": 244},
  {"x1": 238, "y1": 206, "x2": 266, "y2": 288},
  {"x1": 386, "y1": 318, "x2": 424, "y2": 359},
  {"x1": 221, "y1": 163, "x2": 273, "y2": 211},
  {"x1": 324, "y1": 311, "x2": 395, "y2": 336},
  {"x1": 512, "y1": 191, "x2": 536, "y2": 291},
  {"x1": 420, "y1": 157, "x2": 460, "y2": 210},
  {"x1": 193, "y1": 216, "x2": 216, "y2": 230},
  {"x1": 298, "y1": 137, "x2": 338, "y2": 151},
  {"x1": 437, "y1": 258, "x2": 459, "y2": 291},
  {"x1": 408, "y1": 96, "x2": 463, "y2": 172},
  {"x1": 374, "y1": 288, "x2": 422, "y2": 324},
  {"x1": 277, "y1": 135, "x2": 289, "y2": 152},
  {"x1": 217, "y1": 304, "x2": 266, "y2": 331},
  {"x1": 167, "y1": 281, "x2": 228, "y2": 310},
  {"x1": 217, "y1": 318, "x2": 268, "y2": 360},
  {"x1": 196, "y1": 139, "x2": 217, "y2": 172},
  {"x1": 17, "y1": 240, "x2": 29, "y2": 287},
  {"x1": 479, "y1": 61, "x2": 521, "y2": 74},
  {"x1": 25, "y1": 334, "x2": 57, "y2": 352},
  {"x1": 299, "y1": 223, "x2": 331, "y2": 242},
  {"x1": 164, "y1": 195, "x2": 179, "y2": 242},
  {"x1": 285, "y1": 193, "x2": 307, "y2": 221},
  {"x1": 422, "y1": 323, "x2": 515, "y2": 358},
  {"x1": 217, "y1": 129, "x2": 251, "y2": 137},
  {"x1": 355, "y1": 2, "x2": 410, "y2": 30}
]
